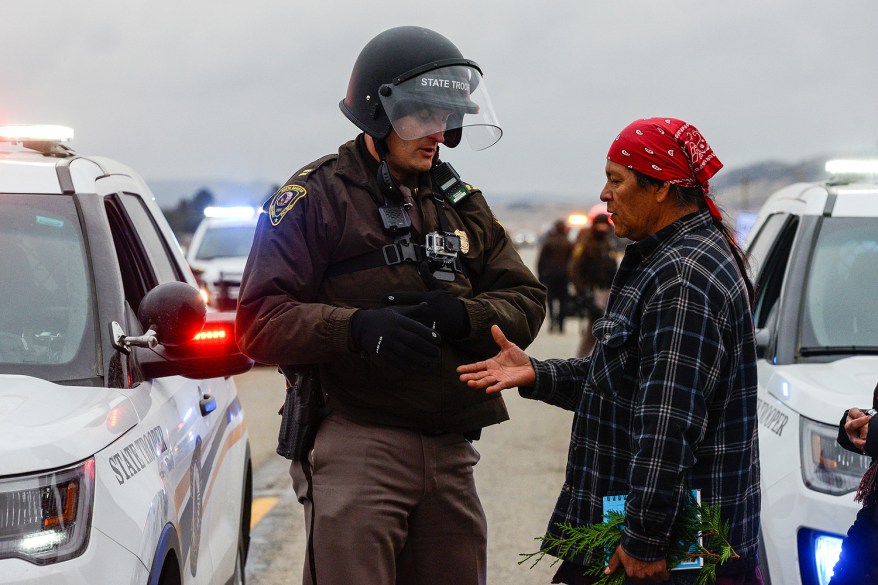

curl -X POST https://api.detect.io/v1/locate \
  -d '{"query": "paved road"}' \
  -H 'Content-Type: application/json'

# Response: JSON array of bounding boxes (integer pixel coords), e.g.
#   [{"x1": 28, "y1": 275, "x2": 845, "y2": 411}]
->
[{"x1": 234, "y1": 248, "x2": 589, "y2": 584}]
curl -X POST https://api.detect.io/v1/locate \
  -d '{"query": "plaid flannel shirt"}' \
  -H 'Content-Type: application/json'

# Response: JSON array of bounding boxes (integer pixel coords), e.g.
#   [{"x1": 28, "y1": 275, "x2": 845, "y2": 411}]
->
[{"x1": 521, "y1": 210, "x2": 760, "y2": 574}]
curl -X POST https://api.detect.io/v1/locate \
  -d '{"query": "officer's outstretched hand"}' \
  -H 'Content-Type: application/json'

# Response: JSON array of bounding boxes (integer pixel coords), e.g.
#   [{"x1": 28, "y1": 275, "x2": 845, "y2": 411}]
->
[
  {"x1": 351, "y1": 306, "x2": 441, "y2": 371},
  {"x1": 457, "y1": 325, "x2": 535, "y2": 393},
  {"x1": 384, "y1": 289, "x2": 469, "y2": 339}
]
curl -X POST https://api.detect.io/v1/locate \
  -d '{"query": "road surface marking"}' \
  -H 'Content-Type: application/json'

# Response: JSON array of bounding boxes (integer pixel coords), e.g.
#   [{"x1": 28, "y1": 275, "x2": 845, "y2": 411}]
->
[{"x1": 251, "y1": 496, "x2": 279, "y2": 528}]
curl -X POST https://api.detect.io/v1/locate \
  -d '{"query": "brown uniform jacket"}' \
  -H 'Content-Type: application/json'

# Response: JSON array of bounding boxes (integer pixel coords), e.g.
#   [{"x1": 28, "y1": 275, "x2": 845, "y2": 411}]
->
[{"x1": 236, "y1": 135, "x2": 546, "y2": 433}]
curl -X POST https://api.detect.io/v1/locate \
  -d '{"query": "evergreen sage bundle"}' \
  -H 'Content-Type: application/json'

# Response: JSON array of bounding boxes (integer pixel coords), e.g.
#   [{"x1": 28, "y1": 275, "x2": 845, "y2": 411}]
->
[{"x1": 520, "y1": 491, "x2": 739, "y2": 585}]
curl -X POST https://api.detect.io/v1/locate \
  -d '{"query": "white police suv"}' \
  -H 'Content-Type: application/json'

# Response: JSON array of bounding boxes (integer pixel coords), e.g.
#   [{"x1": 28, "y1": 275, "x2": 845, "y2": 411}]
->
[
  {"x1": 0, "y1": 125, "x2": 254, "y2": 584},
  {"x1": 745, "y1": 159, "x2": 878, "y2": 585},
  {"x1": 185, "y1": 209, "x2": 258, "y2": 311}
]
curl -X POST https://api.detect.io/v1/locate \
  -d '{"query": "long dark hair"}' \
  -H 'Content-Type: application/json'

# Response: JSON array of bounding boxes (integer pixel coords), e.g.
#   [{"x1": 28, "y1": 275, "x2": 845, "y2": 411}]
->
[{"x1": 634, "y1": 170, "x2": 755, "y2": 307}]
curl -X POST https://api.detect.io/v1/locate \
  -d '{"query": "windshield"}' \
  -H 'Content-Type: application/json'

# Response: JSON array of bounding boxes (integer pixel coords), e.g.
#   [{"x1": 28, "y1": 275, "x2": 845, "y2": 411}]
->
[
  {"x1": 194, "y1": 224, "x2": 256, "y2": 261},
  {"x1": 0, "y1": 194, "x2": 96, "y2": 380},
  {"x1": 800, "y1": 217, "x2": 878, "y2": 352}
]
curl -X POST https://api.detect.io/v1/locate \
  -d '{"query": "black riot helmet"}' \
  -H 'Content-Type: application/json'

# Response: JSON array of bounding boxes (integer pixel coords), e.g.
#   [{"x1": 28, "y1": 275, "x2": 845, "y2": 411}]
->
[{"x1": 339, "y1": 26, "x2": 502, "y2": 150}]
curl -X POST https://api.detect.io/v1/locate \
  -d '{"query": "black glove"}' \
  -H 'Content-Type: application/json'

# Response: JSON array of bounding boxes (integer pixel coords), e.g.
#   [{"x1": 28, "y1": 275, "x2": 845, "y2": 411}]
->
[
  {"x1": 350, "y1": 306, "x2": 441, "y2": 371},
  {"x1": 384, "y1": 290, "x2": 470, "y2": 339}
]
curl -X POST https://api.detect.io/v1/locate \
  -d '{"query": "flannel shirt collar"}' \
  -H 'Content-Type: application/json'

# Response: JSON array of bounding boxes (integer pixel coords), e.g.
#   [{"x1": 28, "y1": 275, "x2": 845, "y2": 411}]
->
[{"x1": 628, "y1": 209, "x2": 714, "y2": 264}]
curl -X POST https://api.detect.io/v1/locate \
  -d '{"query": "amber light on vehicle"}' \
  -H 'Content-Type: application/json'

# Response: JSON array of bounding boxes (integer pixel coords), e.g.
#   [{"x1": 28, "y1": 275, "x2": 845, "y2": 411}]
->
[{"x1": 43, "y1": 481, "x2": 80, "y2": 529}]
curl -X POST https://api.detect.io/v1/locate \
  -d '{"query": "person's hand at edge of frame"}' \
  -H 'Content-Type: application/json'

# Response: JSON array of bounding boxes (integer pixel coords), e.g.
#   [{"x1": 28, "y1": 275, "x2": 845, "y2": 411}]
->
[
  {"x1": 606, "y1": 545, "x2": 670, "y2": 583},
  {"x1": 845, "y1": 407, "x2": 873, "y2": 452},
  {"x1": 456, "y1": 324, "x2": 534, "y2": 393}
]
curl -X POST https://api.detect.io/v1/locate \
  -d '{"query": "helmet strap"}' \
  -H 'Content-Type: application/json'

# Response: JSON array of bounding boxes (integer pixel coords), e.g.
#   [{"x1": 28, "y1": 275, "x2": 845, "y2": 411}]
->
[{"x1": 373, "y1": 138, "x2": 402, "y2": 203}]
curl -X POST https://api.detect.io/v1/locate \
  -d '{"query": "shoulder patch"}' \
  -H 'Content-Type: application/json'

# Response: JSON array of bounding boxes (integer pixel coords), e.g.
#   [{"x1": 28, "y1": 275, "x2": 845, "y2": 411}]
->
[{"x1": 268, "y1": 184, "x2": 307, "y2": 226}]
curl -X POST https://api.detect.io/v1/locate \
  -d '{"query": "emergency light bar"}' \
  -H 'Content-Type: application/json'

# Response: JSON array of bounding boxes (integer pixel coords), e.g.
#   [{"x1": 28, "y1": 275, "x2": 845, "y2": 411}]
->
[
  {"x1": 193, "y1": 328, "x2": 229, "y2": 343},
  {"x1": 825, "y1": 159, "x2": 878, "y2": 175},
  {"x1": 203, "y1": 206, "x2": 256, "y2": 219},
  {"x1": 0, "y1": 124, "x2": 74, "y2": 143}
]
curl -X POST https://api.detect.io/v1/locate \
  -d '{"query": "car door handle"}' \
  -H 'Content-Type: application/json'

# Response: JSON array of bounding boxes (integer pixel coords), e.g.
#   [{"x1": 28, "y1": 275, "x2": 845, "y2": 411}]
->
[{"x1": 199, "y1": 394, "x2": 217, "y2": 416}]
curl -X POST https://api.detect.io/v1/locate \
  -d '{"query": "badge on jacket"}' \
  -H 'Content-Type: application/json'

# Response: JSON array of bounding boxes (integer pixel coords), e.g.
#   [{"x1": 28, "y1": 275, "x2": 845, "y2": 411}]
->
[
  {"x1": 454, "y1": 229, "x2": 470, "y2": 254},
  {"x1": 268, "y1": 184, "x2": 307, "y2": 226}
]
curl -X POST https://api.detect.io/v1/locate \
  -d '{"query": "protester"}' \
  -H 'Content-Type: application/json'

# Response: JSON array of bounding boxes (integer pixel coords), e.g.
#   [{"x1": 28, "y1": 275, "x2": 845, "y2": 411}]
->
[
  {"x1": 459, "y1": 117, "x2": 761, "y2": 584},
  {"x1": 829, "y1": 382, "x2": 878, "y2": 585},
  {"x1": 537, "y1": 219, "x2": 574, "y2": 333},
  {"x1": 568, "y1": 213, "x2": 617, "y2": 357},
  {"x1": 236, "y1": 26, "x2": 545, "y2": 585}
]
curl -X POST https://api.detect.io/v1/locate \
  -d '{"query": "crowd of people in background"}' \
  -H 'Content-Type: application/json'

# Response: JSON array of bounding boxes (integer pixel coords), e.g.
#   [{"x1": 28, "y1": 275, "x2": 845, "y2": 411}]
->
[
  {"x1": 568, "y1": 213, "x2": 618, "y2": 357},
  {"x1": 536, "y1": 212, "x2": 621, "y2": 356},
  {"x1": 536, "y1": 220, "x2": 574, "y2": 334}
]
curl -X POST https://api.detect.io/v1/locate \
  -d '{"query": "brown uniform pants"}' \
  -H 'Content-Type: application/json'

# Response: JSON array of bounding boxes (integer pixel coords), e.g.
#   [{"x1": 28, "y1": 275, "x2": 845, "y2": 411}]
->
[{"x1": 290, "y1": 413, "x2": 488, "y2": 585}]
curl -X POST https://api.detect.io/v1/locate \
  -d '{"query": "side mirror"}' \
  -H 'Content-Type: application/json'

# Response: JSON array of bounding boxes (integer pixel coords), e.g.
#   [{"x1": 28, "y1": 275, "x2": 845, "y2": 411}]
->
[
  {"x1": 137, "y1": 282, "x2": 206, "y2": 347},
  {"x1": 754, "y1": 328, "x2": 771, "y2": 360},
  {"x1": 754, "y1": 303, "x2": 779, "y2": 361},
  {"x1": 133, "y1": 282, "x2": 253, "y2": 380}
]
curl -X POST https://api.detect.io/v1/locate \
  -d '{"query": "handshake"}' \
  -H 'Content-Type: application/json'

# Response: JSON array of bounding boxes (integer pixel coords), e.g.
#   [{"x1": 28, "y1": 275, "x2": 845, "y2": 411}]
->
[{"x1": 350, "y1": 289, "x2": 469, "y2": 371}]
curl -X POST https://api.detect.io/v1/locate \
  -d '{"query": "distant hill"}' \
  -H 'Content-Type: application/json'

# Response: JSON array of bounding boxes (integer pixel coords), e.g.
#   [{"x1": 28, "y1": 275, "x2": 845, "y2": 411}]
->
[
  {"x1": 710, "y1": 155, "x2": 832, "y2": 214},
  {"x1": 146, "y1": 151, "x2": 876, "y2": 235},
  {"x1": 149, "y1": 179, "x2": 277, "y2": 211}
]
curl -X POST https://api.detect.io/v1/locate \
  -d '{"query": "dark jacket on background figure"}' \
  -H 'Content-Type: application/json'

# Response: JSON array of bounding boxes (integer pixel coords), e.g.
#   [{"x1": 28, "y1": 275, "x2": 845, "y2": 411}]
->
[{"x1": 830, "y1": 383, "x2": 878, "y2": 585}]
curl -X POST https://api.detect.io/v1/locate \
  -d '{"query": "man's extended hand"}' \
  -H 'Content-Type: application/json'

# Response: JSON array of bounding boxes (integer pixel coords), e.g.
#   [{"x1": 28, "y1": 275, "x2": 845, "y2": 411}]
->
[
  {"x1": 605, "y1": 545, "x2": 669, "y2": 583},
  {"x1": 456, "y1": 324, "x2": 534, "y2": 393},
  {"x1": 351, "y1": 306, "x2": 440, "y2": 371}
]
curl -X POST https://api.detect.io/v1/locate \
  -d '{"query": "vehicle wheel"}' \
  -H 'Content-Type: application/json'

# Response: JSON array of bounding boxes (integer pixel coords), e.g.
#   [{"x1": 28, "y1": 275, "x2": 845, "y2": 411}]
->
[
  {"x1": 189, "y1": 436, "x2": 203, "y2": 577},
  {"x1": 232, "y1": 546, "x2": 245, "y2": 585},
  {"x1": 757, "y1": 528, "x2": 772, "y2": 585},
  {"x1": 236, "y1": 458, "x2": 252, "y2": 585},
  {"x1": 157, "y1": 554, "x2": 182, "y2": 585}
]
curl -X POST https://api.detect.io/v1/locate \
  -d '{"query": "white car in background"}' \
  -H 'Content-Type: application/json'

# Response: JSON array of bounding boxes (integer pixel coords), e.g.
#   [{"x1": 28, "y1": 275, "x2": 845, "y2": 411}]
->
[
  {"x1": 745, "y1": 159, "x2": 878, "y2": 585},
  {"x1": 0, "y1": 125, "x2": 254, "y2": 584},
  {"x1": 186, "y1": 208, "x2": 258, "y2": 311}
]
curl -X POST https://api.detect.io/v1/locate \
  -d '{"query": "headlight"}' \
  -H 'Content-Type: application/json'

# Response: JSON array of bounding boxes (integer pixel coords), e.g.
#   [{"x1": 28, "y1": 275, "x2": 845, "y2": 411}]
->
[
  {"x1": 813, "y1": 533, "x2": 844, "y2": 585},
  {"x1": 798, "y1": 528, "x2": 845, "y2": 585},
  {"x1": 800, "y1": 416, "x2": 871, "y2": 495},
  {"x1": 0, "y1": 458, "x2": 95, "y2": 564},
  {"x1": 199, "y1": 285, "x2": 211, "y2": 306}
]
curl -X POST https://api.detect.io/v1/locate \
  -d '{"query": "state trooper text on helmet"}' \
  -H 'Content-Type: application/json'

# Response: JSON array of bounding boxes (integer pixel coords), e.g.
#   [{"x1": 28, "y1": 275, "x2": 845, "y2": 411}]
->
[{"x1": 339, "y1": 26, "x2": 502, "y2": 150}]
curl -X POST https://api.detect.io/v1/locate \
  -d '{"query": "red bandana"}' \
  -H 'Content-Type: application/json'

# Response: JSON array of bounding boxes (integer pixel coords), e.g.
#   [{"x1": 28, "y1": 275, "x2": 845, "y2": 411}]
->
[{"x1": 607, "y1": 118, "x2": 724, "y2": 219}]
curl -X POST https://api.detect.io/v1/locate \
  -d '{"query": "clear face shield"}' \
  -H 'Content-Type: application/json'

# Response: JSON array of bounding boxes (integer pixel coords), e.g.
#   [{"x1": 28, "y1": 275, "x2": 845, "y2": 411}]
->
[{"x1": 378, "y1": 65, "x2": 502, "y2": 150}]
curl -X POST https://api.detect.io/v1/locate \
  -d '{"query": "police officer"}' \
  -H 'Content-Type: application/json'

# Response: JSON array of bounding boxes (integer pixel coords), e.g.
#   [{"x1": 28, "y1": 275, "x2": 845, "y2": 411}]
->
[{"x1": 236, "y1": 26, "x2": 546, "y2": 585}]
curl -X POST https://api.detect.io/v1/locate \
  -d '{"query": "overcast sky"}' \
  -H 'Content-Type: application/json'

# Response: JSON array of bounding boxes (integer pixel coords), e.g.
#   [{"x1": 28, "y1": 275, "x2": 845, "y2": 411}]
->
[{"x1": 2, "y1": 1, "x2": 876, "y2": 204}]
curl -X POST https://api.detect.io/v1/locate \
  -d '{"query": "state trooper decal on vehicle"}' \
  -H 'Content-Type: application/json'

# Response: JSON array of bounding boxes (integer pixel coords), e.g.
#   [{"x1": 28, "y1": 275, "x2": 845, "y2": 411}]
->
[
  {"x1": 107, "y1": 425, "x2": 168, "y2": 485},
  {"x1": 756, "y1": 397, "x2": 790, "y2": 437}
]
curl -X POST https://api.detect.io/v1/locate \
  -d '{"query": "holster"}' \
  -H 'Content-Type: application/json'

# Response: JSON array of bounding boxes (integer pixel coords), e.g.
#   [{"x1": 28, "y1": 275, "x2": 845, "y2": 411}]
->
[{"x1": 276, "y1": 365, "x2": 325, "y2": 461}]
